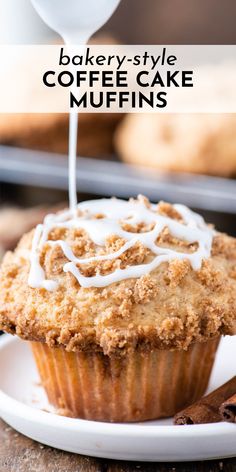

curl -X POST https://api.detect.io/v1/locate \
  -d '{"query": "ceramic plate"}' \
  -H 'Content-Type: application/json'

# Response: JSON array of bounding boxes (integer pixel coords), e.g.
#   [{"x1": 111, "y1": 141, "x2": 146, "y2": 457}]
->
[{"x1": 0, "y1": 335, "x2": 236, "y2": 462}]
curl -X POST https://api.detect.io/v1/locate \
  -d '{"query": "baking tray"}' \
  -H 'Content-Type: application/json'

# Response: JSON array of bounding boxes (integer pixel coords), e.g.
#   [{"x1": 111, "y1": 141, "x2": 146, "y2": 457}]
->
[{"x1": 0, "y1": 145, "x2": 235, "y2": 214}]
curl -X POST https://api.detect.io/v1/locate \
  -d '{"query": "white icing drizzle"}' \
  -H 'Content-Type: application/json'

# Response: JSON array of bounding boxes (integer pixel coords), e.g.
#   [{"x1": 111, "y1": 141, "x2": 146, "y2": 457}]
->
[
  {"x1": 68, "y1": 112, "x2": 79, "y2": 214},
  {"x1": 28, "y1": 197, "x2": 214, "y2": 290}
]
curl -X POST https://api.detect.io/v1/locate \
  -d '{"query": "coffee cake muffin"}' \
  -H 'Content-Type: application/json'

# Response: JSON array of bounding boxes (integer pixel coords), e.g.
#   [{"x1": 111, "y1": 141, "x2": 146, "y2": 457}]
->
[
  {"x1": 115, "y1": 114, "x2": 236, "y2": 177},
  {"x1": 0, "y1": 196, "x2": 235, "y2": 422}
]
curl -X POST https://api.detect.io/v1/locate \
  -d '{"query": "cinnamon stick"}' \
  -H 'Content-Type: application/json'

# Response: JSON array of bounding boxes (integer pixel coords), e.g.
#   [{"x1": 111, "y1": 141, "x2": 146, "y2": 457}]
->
[
  {"x1": 219, "y1": 393, "x2": 236, "y2": 423},
  {"x1": 174, "y1": 376, "x2": 236, "y2": 425}
]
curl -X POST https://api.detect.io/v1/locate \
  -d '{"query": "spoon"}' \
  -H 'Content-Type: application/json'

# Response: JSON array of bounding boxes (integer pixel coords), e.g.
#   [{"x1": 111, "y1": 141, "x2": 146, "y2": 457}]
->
[{"x1": 31, "y1": 0, "x2": 121, "y2": 44}]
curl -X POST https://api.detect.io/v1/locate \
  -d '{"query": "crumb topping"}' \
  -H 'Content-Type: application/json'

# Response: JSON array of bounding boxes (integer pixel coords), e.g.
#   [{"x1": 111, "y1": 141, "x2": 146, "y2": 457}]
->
[
  {"x1": 0, "y1": 197, "x2": 235, "y2": 354},
  {"x1": 26, "y1": 195, "x2": 214, "y2": 291}
]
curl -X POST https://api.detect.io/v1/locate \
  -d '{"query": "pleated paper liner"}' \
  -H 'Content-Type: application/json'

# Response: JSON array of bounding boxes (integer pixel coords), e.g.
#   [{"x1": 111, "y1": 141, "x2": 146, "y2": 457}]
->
[{"x1": 31, "y1": 337, "x2": 219, "y2": 422}]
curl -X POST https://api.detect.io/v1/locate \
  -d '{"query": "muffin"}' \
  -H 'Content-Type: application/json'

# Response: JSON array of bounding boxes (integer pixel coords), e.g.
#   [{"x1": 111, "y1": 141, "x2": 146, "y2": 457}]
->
[
  {"x1": 115, "y1": 114, "x2": 236, "y2": 177},
  {"x1": 0, "y1": 196, "x2": 235, "y2": 422}
]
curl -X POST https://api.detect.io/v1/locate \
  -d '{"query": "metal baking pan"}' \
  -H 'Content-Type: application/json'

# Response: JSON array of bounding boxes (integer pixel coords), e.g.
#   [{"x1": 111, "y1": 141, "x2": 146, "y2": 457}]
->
[{"x1": 0, "y1": 145, "x2": 235, "y2": 214}]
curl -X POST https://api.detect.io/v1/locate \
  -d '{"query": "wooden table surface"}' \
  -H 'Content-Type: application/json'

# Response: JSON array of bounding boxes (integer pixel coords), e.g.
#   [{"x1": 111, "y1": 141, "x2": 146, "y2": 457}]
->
[{"x1": 0, "y1": 419, "x2": 235, "y2": 472}]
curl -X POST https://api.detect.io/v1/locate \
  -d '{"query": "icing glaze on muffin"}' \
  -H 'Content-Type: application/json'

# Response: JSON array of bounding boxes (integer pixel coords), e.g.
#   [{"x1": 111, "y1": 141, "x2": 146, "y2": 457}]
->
[{"x1": 0, "y1": 196, "x2": 235, "y2": 354}]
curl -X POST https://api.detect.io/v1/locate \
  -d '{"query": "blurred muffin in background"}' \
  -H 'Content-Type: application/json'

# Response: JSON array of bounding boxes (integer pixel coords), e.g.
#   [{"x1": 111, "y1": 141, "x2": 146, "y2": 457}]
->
[
  {"x1": 0, "y1": 112, "x2": 121, "y2": 157},
  {"x1": 115, "y1": 114, "x2": 236, "y2": 177}
]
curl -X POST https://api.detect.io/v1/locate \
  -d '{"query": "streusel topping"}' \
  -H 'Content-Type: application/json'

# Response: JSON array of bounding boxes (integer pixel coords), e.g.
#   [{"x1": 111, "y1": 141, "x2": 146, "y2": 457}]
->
[{"x1": 0, "y1": 196, "x2": 235, "y2": 354}]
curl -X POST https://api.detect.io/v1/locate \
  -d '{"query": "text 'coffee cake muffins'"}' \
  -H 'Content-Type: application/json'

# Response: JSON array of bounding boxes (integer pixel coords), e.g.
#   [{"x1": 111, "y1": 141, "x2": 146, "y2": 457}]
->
[
  {"x1": 0, "y1": 35, "x2": 122, "y2": 158},
  {"x1": 0, "y1": 196, "x2": 235, "y2": 422}
]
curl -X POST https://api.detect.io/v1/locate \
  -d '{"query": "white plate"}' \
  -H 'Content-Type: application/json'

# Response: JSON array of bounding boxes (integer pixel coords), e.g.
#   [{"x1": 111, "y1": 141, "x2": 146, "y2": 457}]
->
[{"x1": 0, "y1": 335, "x2": 235, "y2": 462}]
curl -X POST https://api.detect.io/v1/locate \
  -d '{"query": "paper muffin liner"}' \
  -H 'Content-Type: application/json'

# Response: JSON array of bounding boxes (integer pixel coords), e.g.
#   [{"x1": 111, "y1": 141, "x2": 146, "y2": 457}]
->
[{"x1": 31, "y1": 337, "x2": 219, "y2": 422}]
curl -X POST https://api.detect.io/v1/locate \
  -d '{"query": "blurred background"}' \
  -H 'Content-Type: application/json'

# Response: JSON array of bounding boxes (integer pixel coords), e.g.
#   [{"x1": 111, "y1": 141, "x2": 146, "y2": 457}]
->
[
  {"x1": 0, "y1": 0, "x2": 235, "y2": 261},
  {"x1": 106, "y1": 0, "x2": 236, "y2": 44},
  {"x1": 2, "y1": 0, "x2": 236, "y2": 44}
]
